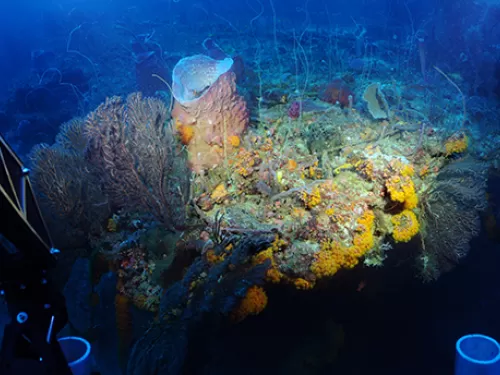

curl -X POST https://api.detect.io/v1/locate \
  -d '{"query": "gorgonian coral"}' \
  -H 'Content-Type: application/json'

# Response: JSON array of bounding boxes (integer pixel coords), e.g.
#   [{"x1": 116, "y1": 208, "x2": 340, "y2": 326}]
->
[
  {"x1": 85, "y1": 92, "x2": 190, "y2": 231},
  {"x1": 29, "y1": 118, "x2": 109, "y2": 244},
  {"x1": 419, "y1": 158, "x2": 488, "y2": 281}
]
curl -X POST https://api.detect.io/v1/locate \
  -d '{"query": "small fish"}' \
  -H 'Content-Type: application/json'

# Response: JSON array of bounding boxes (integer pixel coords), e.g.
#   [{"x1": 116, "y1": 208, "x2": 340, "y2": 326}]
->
[{"x1": 356, "y1": 280, "x2": 367, "y2": 292}]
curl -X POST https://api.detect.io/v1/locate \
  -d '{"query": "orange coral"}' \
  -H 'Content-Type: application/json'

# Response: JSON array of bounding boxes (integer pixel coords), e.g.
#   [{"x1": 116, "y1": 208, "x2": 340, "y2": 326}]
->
[
  {"x1": 252, "y1": 238, "x2": 286, "y2": 283},
  {"x1": 231, "y1": 285, "x2": 268, "y2": 322},
  {"x1": 206, "y1": 249, "x2": 225, "y2": 264},
  {"x1": 266, "y1": 268, "x2": 283, "y2": 283},
  {"x1": 310, "y1": 247, "x2": 342, "y2": 278},
  {"x1": 176, "y1": 121, "x2": 195, "y2": 145},
  {"x1": 288, "y1": 159, "x2": 298, "y2": 171}
]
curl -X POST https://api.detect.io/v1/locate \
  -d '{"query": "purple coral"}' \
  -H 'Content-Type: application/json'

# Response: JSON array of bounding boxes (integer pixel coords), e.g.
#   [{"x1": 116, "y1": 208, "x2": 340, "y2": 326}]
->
[{"x1": 288, "y1": 101, "x2": 302, "y2": 119}]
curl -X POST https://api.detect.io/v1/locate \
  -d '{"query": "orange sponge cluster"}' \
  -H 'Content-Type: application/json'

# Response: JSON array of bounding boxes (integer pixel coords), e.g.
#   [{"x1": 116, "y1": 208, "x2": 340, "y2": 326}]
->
[{"x1": 231, "y1": 285, "x2": 268, "y2": 322}]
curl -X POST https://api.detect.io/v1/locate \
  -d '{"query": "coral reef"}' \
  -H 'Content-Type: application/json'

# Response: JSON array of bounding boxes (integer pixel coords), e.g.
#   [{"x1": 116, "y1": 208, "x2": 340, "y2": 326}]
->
[{"x1": 22, "y1": 14, "x2": 500, "y2": 373}]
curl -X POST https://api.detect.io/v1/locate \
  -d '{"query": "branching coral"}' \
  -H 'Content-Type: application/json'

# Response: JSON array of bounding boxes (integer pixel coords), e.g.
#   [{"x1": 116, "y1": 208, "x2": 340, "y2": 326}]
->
[
  {"x1": 85, "y1": 92, "x2": 190, "y2": 230},
  {"x1": 419, "y1": 157, "x2": 488, "y2": 281}
]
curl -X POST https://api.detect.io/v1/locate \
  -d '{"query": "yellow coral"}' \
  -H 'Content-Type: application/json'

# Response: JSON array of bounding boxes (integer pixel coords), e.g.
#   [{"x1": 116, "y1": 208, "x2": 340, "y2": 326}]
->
[
  {"x1": 107, "y1": 217, "x2": 118, "y2": 232},
  {"x1": 391, "y1": 210, "x2": 420, "y2": 242},
  {"x1": 231, "y1": 286, "x2": 268, "y2": 322},
  {"x1": 294, "y1": 278, "x2": 315, "y2": 290},
  {"x1": 227, "y1": 135, "x2": 240, "y2": 147},
  {"x1": 401, "y1": 164, "x2": 415, "y2": 177},
  {"x1": 445, "y1": 134, "x2": 468, "y2": 156},
  {"x1": 310, "y1": 250, "x2": 340, "y2": 278},
  {"x1": 269, "y1": 235, "x2": 287, "y2": 252},
  {"x1": 301, "y1": 186, "x2": 321, "y2": 209},
  {"x1": 351, "y1": 210, "x2": 376, "y2": 256},
  {"x1": 325, "y1": 207, "x2": 335, "y2": 216},
  {"x1": 386, "y1": 175, "x2": 418, "y2": 209},
  {"x1": 211, "y1": 184, "x2": 228, "y2": 203}
]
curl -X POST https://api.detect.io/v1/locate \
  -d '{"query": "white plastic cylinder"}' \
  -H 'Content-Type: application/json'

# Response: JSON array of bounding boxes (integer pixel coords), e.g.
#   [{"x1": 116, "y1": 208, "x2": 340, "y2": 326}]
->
[
  {"x1": 455, "y1": 334, "x2": 500, "y2": 375},
  {"x1": 58, "y1": 336, "x2": 92, "y2": 375}
]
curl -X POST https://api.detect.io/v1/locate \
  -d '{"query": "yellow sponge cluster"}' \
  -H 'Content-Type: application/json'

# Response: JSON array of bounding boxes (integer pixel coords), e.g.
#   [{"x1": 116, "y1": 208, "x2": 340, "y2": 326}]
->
[
  {"x1": 391, "y1": 210, "x2": 420, "y2": 242},
  {"x1": 386, "y1": 175, "x2": 418, "y2": 210},
  {"x1": 310, "y1": 210, "x2": 376, "y2": 278}
]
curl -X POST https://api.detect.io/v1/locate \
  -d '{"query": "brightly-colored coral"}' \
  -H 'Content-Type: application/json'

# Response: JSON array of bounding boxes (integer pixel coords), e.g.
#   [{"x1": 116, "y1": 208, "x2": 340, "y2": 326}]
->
[
  {"x1": 385, "y1": 175, "x2": 419, "y2": 209},
  {"x1": 301, "y1": 186, "x2": 322, "y2": 209},
  {"x1": 294, "y1": 278, "x2": 315, "y2": 290},
  {"x1": 351, "y1": 210, "x2": 376, "y2": 256},
  {"x1": 310, "y1": 247, "x2": 340, "y2": 278},
  {"x1": 231, "y1": 285, "x2": 268, "y2": 322},
  {"x1": 391, "y1": 210, "x2": 420, "y2": 243},
  {"x1": 176, "y1": 120, "x2": 195, "y2": 145},
  {"x1": 211, "y1": 184, "x2": 228, "y2": 203},
  {"x1": 444, "y1": 133, "x2": 468, "y2": 155}
]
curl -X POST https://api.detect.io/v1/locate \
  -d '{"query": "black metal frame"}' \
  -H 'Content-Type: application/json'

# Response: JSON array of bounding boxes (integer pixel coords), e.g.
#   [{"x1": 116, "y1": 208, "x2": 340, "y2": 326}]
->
[{"x1": 0, "y1": 133, "x2": 72, "y2": 375}]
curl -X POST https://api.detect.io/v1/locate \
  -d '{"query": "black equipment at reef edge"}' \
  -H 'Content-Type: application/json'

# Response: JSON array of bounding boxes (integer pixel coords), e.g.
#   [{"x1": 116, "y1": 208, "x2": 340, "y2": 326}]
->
[{"x1": 0, "y1": 134, "x2": 72, "y2": 375}]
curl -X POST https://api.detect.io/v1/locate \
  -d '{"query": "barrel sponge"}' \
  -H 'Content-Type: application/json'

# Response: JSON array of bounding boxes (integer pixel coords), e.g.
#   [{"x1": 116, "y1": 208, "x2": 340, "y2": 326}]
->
[{"x1": 171, "y1": 54, "x2": 249, "y2": 171}]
